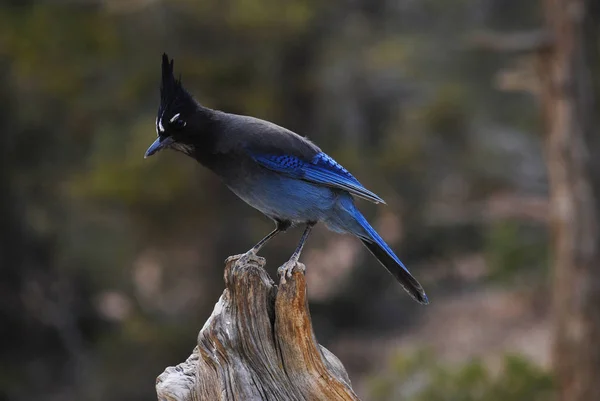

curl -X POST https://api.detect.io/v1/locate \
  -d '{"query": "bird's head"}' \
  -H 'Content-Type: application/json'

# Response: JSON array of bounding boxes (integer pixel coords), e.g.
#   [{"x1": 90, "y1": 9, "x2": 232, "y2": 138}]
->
[{"x1": 145, "y1": 54, "x2": 204, "y2": 158}]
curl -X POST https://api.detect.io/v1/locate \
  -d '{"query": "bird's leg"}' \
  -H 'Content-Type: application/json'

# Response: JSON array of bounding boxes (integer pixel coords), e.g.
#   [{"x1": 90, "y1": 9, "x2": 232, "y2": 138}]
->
[
  {"x1": 247, "y1": 227, "x2": 281, "y2": 255},
  {"x1": 278, "y1": 222, "x2": 315, "y2": 280},
  {"x1": 249, "y1": 219, "x2": 291, "y2": 255},
  {"x1": 229, "y1": 220, "x2": 290, "y2": 265}
]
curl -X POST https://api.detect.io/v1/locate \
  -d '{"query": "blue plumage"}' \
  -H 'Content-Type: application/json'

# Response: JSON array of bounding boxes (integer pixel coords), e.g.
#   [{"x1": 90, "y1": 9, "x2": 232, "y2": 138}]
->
[
  {"x1": 312, "y1": 152, "x2": 353, "y2": 180},
  {"x1": 144, "y1": 54, "x2": 428, "y2": 304},
  {"x1": 251, "y1": 152, "x2": 386, "y2": 204}
]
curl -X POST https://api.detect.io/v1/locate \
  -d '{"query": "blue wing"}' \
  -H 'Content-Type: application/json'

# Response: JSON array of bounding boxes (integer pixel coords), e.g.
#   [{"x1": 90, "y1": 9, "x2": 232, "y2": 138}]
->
[{"x1": 251, "y1": 152, "x2": 386, "y2": 204}]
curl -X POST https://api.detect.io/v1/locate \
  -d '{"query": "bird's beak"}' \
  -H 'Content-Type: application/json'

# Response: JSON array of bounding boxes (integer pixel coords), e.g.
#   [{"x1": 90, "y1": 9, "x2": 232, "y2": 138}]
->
[{"x1": 144, "y1": 137, "x2": 173, "y2": 158}]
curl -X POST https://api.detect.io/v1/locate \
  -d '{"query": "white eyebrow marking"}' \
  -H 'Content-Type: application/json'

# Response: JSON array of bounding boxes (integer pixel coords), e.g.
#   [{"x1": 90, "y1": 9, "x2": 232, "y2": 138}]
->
[
  {"x1": 170, "y1": 113, "x2": 181, "y2": 123},
  {"x1": 158, "y1": 118, "x2": 165, "y2": 133}
]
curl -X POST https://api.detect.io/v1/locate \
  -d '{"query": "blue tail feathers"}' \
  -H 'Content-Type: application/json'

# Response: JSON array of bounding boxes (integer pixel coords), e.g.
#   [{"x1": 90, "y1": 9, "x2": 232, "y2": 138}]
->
[{"x1": 351, "y1": 207, "x2": 429, "y2": 304}]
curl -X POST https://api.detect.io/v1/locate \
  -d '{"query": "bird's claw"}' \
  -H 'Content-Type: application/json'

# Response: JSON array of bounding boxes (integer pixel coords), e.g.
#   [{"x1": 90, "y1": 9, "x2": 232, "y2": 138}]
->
[
  {"x1": 278, "y1": 260, "x2": 305, "y2": 283},
  {"x1": 226, "y1": 250, "x2": 265, "y2": 266}
]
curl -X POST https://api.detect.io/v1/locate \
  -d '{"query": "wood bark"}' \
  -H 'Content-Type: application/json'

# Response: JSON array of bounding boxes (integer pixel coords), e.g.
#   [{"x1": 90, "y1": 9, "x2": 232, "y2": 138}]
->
[
  {"x1": 156, "y1": 254, "x2": 360, "y2": 401},
  {"x1": 539, "y1": 1, "x2": 600, "y2": 400}
]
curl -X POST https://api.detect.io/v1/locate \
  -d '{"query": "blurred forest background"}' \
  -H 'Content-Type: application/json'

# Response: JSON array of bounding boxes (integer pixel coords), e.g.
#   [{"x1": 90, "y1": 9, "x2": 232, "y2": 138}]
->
[{"x1": 1, "y1": 0, "x2": 599, "y2": 400}]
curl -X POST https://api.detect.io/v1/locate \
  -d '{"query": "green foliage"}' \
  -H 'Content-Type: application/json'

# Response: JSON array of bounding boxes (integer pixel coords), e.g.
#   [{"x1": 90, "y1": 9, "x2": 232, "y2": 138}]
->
[
  {"x1": 420, "y1": 84, "x2": 469, "y2": 139},
  {"x1": 485, "y1": 220, "x2": 549, "y2": 282},
  {"x1": 369, "y1": 350, "x2": 554, "y2": 401}
]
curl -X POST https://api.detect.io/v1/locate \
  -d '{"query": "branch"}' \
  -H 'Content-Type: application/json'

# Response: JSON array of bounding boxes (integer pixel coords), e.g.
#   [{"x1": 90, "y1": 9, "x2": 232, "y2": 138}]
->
[
  {"x1": 156, "y1": 254, "x2": 360, "y2": 401},
  {"x1": 466, "y1": 30, "x2": 553, "y2": 53}
]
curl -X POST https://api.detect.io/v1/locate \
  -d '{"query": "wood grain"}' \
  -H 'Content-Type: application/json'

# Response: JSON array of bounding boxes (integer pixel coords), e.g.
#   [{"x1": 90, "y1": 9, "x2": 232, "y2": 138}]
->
[{"x1": 156, "y1": 254, "x2": 360, "y2": 401}]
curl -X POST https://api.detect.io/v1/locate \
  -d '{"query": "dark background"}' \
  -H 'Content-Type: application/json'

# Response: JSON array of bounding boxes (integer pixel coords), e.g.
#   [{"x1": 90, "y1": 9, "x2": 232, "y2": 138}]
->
[{"x1": 2, "y1": 1, "x2": 592, "y2": 400}]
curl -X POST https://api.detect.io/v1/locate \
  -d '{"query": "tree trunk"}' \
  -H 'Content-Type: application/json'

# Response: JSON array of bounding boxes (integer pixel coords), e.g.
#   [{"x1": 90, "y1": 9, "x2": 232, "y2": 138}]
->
[
  {"x1": 539, "y1": 1, "x2": 600, "y2": 400},
  {"x1": 156, "y1": 254, "x2": 360, "y2": 401},
  {"x1": 465, "y1": 1, "x2": 600, "y2": 398}
]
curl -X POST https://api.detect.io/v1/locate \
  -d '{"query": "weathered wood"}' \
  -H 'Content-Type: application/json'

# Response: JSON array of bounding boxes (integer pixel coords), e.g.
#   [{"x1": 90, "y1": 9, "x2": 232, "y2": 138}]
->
[{"x1": 156, "y1": 254, "x2": 360, "y2": 401}]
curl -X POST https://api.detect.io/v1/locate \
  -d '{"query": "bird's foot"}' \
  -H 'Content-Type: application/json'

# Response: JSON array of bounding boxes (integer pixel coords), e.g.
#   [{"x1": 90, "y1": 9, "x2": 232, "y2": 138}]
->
[
  {"x1": 277, "y1": 260, "x2": 305, "y2": 284},
  {"x1": 225, "y1": 250, "x2": 265, "y2": 267}
]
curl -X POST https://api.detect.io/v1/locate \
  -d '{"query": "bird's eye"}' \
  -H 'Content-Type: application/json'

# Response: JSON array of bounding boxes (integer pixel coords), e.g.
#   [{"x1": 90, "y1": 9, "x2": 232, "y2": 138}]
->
[{"x1": 169, "y1": 113, "x2": 186, "y2": 129}]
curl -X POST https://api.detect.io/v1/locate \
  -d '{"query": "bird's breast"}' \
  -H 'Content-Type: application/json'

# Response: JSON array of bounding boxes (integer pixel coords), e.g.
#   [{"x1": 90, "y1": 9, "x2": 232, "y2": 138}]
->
[{"x1": 225, "y1": 167, "x2": 338, "y2": 223}]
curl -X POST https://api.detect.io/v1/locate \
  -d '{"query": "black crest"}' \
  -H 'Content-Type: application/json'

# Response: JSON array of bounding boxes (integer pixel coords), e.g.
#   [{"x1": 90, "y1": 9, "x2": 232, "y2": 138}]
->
[
  {"x1": 160, "y1": 54, "x2": 179, "y2": 111},
  {"x1": 158, "y1": 54, "x2": 196, "y2": 124}
]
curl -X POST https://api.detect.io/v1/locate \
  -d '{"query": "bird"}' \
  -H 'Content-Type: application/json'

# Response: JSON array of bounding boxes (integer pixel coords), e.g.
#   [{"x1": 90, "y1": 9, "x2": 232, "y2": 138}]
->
[{"x1": 145, "y1": 54, "x2": 428, "y2": 304}]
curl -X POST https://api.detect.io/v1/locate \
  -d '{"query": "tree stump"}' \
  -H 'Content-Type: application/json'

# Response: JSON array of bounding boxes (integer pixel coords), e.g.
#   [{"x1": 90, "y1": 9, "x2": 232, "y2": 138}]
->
[{"x1": 156, "y1": 254, "x2": 360, "y2": 401}]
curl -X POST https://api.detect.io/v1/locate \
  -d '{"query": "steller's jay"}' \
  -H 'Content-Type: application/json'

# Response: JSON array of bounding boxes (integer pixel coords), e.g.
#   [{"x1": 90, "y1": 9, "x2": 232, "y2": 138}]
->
[{"x1": 145, "y1": 54, "x2": 428, "y2": 304}]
